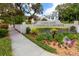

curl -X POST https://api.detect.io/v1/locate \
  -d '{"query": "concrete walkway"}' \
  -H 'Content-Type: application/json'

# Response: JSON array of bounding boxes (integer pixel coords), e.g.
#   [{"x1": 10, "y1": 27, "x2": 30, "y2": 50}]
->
[{"x1": 9, "y1": 27, "x2": 56, "y2": 56}]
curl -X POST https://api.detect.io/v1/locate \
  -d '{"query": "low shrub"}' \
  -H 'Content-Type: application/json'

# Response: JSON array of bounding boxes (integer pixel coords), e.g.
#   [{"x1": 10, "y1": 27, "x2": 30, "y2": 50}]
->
[
  {"x1": 63, "y1": 32, "x2": 78, "y2": 40},
  {"x1": 76, "y1": 34, "x2": 79, "y2": 40},
  {"x1": 70, "y1": 26, "x2": 77, "y2": 33},
  {"x1": 44, "y1": 33, "x2": 53, "y2": 41},
  {"x1": 36, "y1": 33, "x2": 45, "y2": 41},
  {"x1": 26, "y1": 27, "x2": 31, "y2": 34},
  {"x1": 54, "y1": 33, "x2": 64, "y2": 44},
  {"x1": 72, "y1": 34, "x2": 78, "y2": 39},
  {"x1": 35, "y1": 40, "x2": 56, "y2": 53},
  {"x1": 67, "y1": 33, "x2": 78, "y2": 39},
  {"x1": 36, "y1": 33, "x2": 53, "y2": 41},
  {"x1": 31, "y1": 28, "x2": 38, "y2": 35},
  {"x1": 0, "y1": 29, "x2": 8, "y2": 38}
]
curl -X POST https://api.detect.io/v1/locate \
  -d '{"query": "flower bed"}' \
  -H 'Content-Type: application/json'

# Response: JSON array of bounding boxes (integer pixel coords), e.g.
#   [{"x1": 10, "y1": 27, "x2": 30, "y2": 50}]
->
[
  {"x1": 26, "y1": 34, "x2": 56, "y2": 54},
  {"x1": 25, "y1": 27, "x2": 79, "y2": 55}
]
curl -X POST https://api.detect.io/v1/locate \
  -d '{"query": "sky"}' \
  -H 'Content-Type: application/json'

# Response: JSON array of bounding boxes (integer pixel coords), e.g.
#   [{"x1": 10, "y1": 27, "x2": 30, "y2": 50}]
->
[
  {"x1": 42, "y1": 3, "x2": 53, "y2": 11},
  {"x1": 42, "y1": 3, "x2": 63, "y2": 15},
  {"x1": 24, "y1": 3, "x2": 63, "y2": 16}
]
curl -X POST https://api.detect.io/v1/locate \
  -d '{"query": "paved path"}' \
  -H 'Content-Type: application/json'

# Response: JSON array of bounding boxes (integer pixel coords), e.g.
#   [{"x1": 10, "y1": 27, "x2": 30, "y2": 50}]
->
[{"x1": 9, "y1": 27, "x2": 56, "y2": 56}]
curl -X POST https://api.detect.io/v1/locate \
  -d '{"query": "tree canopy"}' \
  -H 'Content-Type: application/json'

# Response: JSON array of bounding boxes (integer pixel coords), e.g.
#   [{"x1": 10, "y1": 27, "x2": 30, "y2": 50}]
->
[
  {"x1": 0, "y1": 3, "x2": 24, "y2": 24},
  {"x1": 56, "y1": 3, "x2": 79, "y2": 22},
  {"x1": 16, "y1": 3, "x2": 43, "y2": 23}
]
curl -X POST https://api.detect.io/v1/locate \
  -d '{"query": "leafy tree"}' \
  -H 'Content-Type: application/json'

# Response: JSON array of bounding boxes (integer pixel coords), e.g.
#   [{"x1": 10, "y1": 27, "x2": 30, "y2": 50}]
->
[
  {"x1": 56, "y1": 3, "x2": 79, "y2": 23},
  {"x1": 36, "y1": 33, "x2": 53, "y2": 41},
  {"x1": 16, "y1": 3, "x2": 43, "y2": 23},
  {"x1": 0, "y1": 3, "x2": 25, "y2": 28}
]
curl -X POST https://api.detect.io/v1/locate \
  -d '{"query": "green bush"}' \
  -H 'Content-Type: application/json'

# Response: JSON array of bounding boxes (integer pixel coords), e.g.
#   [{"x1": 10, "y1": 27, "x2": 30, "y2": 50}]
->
[
  {"x1": 55, "y1": 33, "x2": 64, "y2": 44},
  {"x1": 14, "y1": 16, "x2": 24, "y2": 24},
  {"x1": 66, "y1": 33, "x2": 73, "y2": 39},
  {"x1": 26, "y1": 27, "x2": 31, "y2": 34},
  {"x1": 34, "y1": 40, "x2": 56, "y2": 53},
  {"x1": 63, "y1": 32, "x2": 78, "y2": 39},
  {"x1": 44, "y1": 33, "x2": 53, "y2": 41},
  {"x1": 36, "y1": 33, "x2": 53, "y2": 41},
  {"x1": 36, "y1": 33, "x2": 45, "y2": 41},
  {"x1": 31, "y1": 28, "x2": 38, "y2": 33},
  {"x1": 67, "y1": 33, "x2": 78, "y2": 39},
  {"x1": 72, "y1": 34, "x2": 78, "y2": 39},
  {"x1": 70, "y1": 26, "x2": 77, "y2": 33},
  {"x1": 31, "y1": 28, "x2": 39, "y2": 35},
  {"x1": 76, "y1": 34, "x2": 79, "y2": 39},
  {"x1": 0, "y1": 29, "x2": 8, "y2": 38}
]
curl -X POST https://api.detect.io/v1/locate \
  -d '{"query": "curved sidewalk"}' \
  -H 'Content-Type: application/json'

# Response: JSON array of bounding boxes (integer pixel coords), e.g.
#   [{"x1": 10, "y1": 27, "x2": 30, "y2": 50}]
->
[{"x1": 9, "y1": 27, "x2": 56, "y2": 56}]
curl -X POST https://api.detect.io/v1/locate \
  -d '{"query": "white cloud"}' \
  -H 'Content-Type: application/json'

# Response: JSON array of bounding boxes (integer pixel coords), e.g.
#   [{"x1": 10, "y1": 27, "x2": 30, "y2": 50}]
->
[{"x1": 44, "y1": 3, "x2": 63, "y2": 15}]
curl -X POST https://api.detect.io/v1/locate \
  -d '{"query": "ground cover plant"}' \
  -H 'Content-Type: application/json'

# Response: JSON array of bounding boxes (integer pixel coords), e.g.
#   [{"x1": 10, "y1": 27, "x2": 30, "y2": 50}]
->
[{"x1": 0, "y1": 37, "x2": 12, "y2": 56}]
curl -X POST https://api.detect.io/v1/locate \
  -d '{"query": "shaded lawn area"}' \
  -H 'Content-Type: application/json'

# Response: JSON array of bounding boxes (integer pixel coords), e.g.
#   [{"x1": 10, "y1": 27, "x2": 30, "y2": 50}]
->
[{"x1": 0, "y1": 37, "x2": 12, "y2": 56}]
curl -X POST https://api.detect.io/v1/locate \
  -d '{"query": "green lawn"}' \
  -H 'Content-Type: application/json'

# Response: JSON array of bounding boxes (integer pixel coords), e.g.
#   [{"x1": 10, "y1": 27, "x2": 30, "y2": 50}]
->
[{"x1": 0, "y1": 37, "x2": 12, "y2": 56}]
